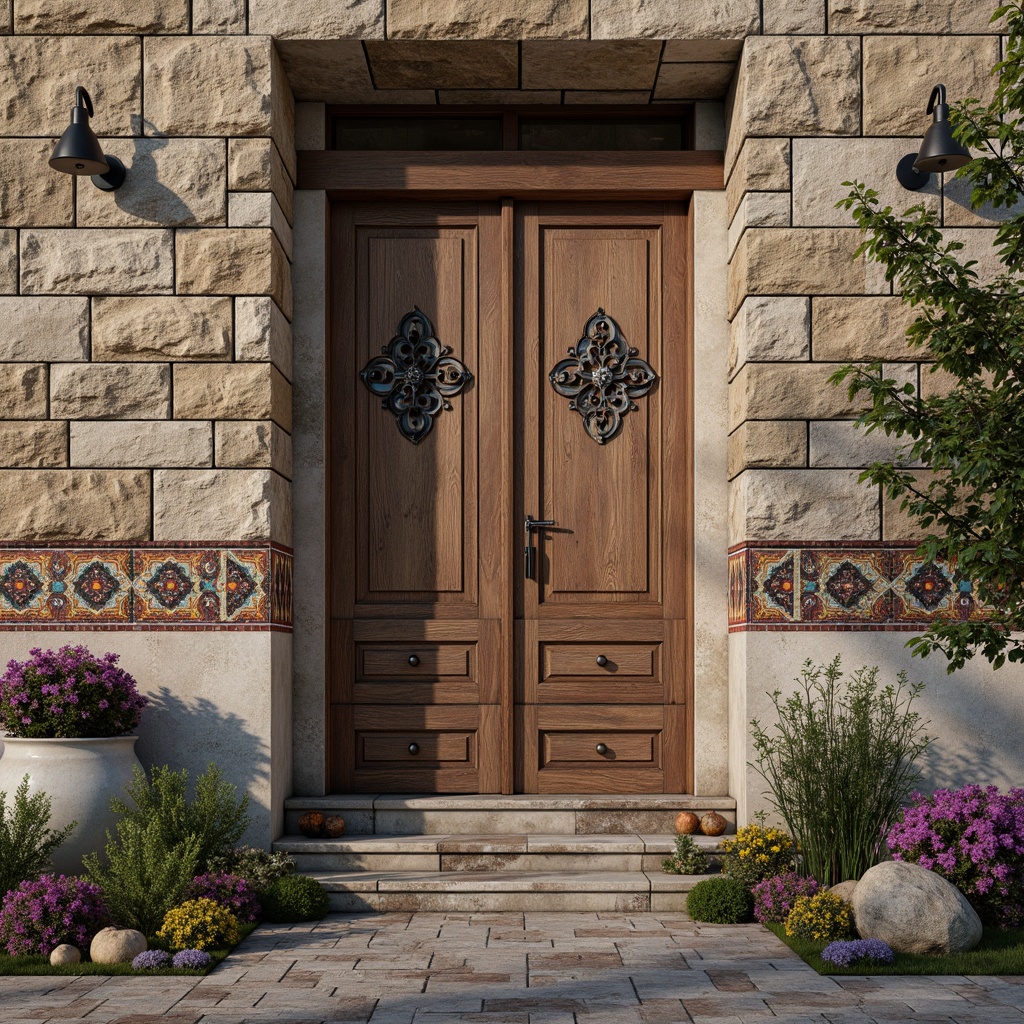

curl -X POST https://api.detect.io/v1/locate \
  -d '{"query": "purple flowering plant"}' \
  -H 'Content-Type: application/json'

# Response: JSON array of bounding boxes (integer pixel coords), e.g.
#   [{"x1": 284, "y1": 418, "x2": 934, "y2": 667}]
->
[
  {"x1": 751, "y1": 871, "x2": 819, "y2": 924},
  {"x1": 887, "y1": 784, "x2": 1024, "y2": 928},
  {"x1": 132, "y1": 949, "x2": 171, "y2": 970},
  {"x1": 172, "y1": 948, "x2": 212, "y2": 970},
  {"x1": 184, "y1": 872, "x2": 261, "y2": 923},
  {"x1": 820, "y1": 939, "x2": 895, "y2": 967},
  {"x1": 0, "y1": 645, "x2": 146, "y2": 739},
  {"x1": 0, "y1": 874, "x2": 110, "y2": 956}
]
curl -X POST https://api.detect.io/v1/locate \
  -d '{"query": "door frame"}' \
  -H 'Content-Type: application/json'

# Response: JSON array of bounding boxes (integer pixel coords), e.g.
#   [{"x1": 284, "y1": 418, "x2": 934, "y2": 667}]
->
[{"x1": 321, "y1": 148, "x2": 724, "y2": 794}]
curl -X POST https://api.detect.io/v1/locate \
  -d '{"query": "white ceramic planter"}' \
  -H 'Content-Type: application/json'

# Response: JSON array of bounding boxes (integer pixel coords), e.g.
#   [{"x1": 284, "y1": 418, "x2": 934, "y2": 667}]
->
[{"x1": 0, "y1": 736, "x2": 143, "y2": 876}]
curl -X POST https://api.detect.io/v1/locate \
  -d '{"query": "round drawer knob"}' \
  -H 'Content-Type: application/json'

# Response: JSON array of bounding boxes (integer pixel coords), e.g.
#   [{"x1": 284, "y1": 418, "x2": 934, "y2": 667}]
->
[
  {"x1": 408, "y1": 655, "x2": 420, "y2": 667},
  {"x1": 596, "y1": 743, "x2": 608, "y2": 755},
  {"x1": 596, "y1": 655, "x2": 608, "y2": 667},
  {"x1": 408, "y1": 742, "x2": 420, "y2": 755}
]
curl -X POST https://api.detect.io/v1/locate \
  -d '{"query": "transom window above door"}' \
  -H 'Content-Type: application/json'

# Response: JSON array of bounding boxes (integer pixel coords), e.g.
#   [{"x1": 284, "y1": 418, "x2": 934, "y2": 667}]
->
[{"x1": 329, "y1": 107, "x2": 695, "y2": 152}]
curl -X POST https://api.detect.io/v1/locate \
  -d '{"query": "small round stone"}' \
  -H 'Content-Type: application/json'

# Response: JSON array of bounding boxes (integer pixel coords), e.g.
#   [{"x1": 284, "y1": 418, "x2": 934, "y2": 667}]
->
[
  {"x1": 675, "y1": 811, "x2": 701, "y2": 835},
  {"x1": 90, "y1": 927, "x2": 147, "y2": 964},
  {"x1": 50, "y1": 944, "x2": 81, "y2": 966},
  {"x1": 700, "y1": 811, "x2": 728, "y2": 836},
  {"x1": 299, "y1": 811, "x2": 325, "y2": 837},
  {"x1": 324, "y1": 815, "x2": 346, "y2": 838}
]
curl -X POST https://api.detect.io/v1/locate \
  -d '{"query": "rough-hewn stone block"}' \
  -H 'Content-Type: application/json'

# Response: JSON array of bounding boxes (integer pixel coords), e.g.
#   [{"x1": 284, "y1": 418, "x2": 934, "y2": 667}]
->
[
  {"x1": 728, "y1": 421, "x2": 806, "y2": 479},
  {"x1": 192, "y1": 0, "x2": 246, "y2": 33},
  {"x1": 76, "y1": 139, "x2": 226, "y2": 229},
  {"x1": 145, "y1": 37, "x2": 274, "y2": 138},
  {"x1": 730, "y1": 363, "x2": 864, "y2": 429},
  {"x1": 0, "y1": 232, "x2": 14, "y2": 294},
  {"x1": 863, "y1": 36, "x2": 1000, "y2": 136},
  {"x1": 663, "y1": 39, "x2": 743, "y2": 61},
  {"x1": 14, "y1": 0, "x2": 188, "y2": 32},
  {"x1": 809, "y1": 420, "x2": 918, "y2": 469},
  {"x1": 830, "y1": 0, "x2": 1004, "y2": 34},
  {"x1": 793, "y1": 138, "x2": 939, "y2": 227},
  {"x1": 728, "y1": 37, "x2": 860, "y2": 165},
  {"x1": 228, "y1": 139, "x2": 294, "y2": 223},
  {"x1": 0, "y1": 364, "x2": 47, "y2": 418},
  {"x1": 389, "y1": 0, "x2": 584, "y2": 38},
  {"x1": 365, "y1": 40, "x2": 518, "y2": 89},
  {"x1": 592, "y1": 0, "x2": 758, "y2": 38},
  {"x1": 654, "y1": 62, "x2": 734, "y2": 100},
  {"x1": 50, "y1": 363, "x2": 171, "y2": 420},
  {"x1": 173, "y1": 363, "x2": 292, "y2": 429},
  {"x1": 21, "y1": 230, "x2": 173, "y2": 296},
  {"x1": 0, "y1": 140, "x2": 73, "y2": 227},
  {"x1": 764, "y1": 0, "x2": 825, "y2": 33},
  {"x1": 153, "y1": 469, "x2": 291, "y2": 543},
  {"x1": 0, "y1": 470, "x2": 150, "y2": 542},
  {"x1": 236, "y1": 297, "x2": 293, "y2": 379},
  {"x1": 728, "y1": 191, "x2": 790, "y2": 257},
  {"x1": 730, "y1": 469, "x2": 880, "y2": 542},
  {"x1": 882, "y1": 471, "x2": 930, "y2": 541},
  {"x1": 229, "y1": 194, "x2": 293, "y2": 260},
  {"x1": 726, "y1": 138, "x2": 790, "y2": 222},
  {"x1": 176, "y1": 229, "x2": 292, "y2": 320},
  {"x1": 0, "y1": 37, "x2": 140, "y2": 136},
  {"x1": 729, "y1": 228, "x2": 886, "y2": 319},
  {"x1": 729, "y1": 297, "x2": 809, "y2": 375},
  {"x1": 0, "y1": 422, "x2": 67, "y2": 468},
  {"x1": 251, "y1": 0, "x2": 383, "y2": 37},
  {"x1": 216, "y1": 421, "x2": 293, "y2": 478},
  {"x1": 522, "y1": 40, "x2": 660, "y2": 89},
  {"x1": 71, "y1": 421, "x2": 213, "y2": 468},
  {"x1": 0, "y1": 298, "x2": 89, "y2": 362},
  {"x1": 92, "y1": 297, "x2": 232, "y2": 361},
  {"x1": 813, "y1": 297, "x2": 920, "y2": 362}
]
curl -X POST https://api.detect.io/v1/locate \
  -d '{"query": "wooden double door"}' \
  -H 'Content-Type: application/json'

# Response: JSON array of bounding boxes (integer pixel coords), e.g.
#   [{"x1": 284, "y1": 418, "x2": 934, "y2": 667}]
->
[{"x1": 329, "y1": 199, "x2": 690, "y2": 794}]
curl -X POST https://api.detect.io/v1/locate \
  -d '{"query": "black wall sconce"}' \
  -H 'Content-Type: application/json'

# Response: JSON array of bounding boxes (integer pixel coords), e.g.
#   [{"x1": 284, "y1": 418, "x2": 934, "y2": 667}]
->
[
  {"x1": 897, "y1": 84, "x2": 972, "y2": 191},
  {"x1": 48, "y1": 87, "x2": 126, "y2": 192}
]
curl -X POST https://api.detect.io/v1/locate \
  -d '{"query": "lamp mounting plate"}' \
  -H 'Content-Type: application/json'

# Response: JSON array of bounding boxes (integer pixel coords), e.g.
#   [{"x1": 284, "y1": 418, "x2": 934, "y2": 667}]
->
[{"x1": 896, "y1": 152, "x2": 930, "y2": 192}]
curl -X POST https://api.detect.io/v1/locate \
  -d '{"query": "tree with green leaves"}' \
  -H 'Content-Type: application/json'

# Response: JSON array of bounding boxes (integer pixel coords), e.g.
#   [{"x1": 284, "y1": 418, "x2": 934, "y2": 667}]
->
[{"x1": 833, "y1": 2, "x2": 1024, "y2": 671}]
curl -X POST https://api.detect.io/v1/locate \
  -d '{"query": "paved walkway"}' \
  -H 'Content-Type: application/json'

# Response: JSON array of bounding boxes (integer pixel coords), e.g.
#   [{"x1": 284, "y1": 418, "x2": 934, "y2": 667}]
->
[{"x1": 1, "y1": 912, "x2": 1023, "y2": 1024}]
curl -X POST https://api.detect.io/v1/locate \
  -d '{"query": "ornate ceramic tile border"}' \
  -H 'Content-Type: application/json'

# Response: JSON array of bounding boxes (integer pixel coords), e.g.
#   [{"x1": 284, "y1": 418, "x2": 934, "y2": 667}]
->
[
  {"x1": 0, "y1": 544, "x2": 292, "y2": 631},
  {"x1": 728, "y1": 542, "x2": 989, "y2": 633}
]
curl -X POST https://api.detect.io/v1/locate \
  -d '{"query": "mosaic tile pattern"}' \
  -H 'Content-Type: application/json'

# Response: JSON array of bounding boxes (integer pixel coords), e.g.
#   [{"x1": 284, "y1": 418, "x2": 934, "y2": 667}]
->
[
  {"x1": 729, "y1": 543, "x2": 990, "y2": 632},
  {"x1": 0, "y1": 545, "x2": 291, "y2": 630}
]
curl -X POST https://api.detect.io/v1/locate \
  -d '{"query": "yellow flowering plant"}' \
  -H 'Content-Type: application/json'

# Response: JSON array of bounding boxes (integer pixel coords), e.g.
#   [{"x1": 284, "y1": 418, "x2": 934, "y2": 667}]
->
[
  {"x1": 785, "y1": 891, "x2": 853, "y2": 943},
  {"x1": 157, "y1": 897, "x2": 240, "y2": 951},
  {"x1": 719, "y1": 822, "x2": 795, "y2": 889}
]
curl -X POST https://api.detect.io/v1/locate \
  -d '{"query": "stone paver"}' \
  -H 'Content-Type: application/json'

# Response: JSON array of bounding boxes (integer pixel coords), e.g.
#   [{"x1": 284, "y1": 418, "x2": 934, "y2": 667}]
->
[{"x1": 0, "y1": 914, "x2": 1022, "y2": 1023}]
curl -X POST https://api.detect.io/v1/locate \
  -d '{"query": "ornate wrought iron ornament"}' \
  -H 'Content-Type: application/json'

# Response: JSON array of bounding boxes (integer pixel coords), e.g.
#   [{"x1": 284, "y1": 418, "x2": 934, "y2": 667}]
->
[
  {"x1": 549, "y1": 308, "x2": 658, "y2": 444},
  {"x1": 359, "y1": 307, "x2": 473, "y2": 444}
]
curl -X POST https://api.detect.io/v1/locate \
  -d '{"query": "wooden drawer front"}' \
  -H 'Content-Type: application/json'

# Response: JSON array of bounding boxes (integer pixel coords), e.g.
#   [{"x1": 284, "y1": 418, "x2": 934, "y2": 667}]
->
[
  {"x1": 543, "y1": 730, "x2": 657, "y2": 765},
  {"x1": 538, "y1": 642, "x2": 662, "y2": 704},
  {"x1": 359, "y1": 731, "x2": 474, "y2": 766},
  {"x1": 355, "y1": 643, "x2": 477, "y2": 704}
]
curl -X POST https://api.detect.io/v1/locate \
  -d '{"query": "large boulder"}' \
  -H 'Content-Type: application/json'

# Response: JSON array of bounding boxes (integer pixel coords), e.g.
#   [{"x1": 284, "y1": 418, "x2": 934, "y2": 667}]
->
[
  {"x1": 90, "y1": 927, "x2": 147, "y2": 964},
  {"x1": 852, "y1": 861, "x2": 982, "y2": 955}
]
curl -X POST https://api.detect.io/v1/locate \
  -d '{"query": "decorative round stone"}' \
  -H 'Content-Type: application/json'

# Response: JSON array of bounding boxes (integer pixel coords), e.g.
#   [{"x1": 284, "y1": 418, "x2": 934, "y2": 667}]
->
[
  {"x1": 675, "y1": 811, "x2": 701, "y2": 835},
  {"x1": 50, "y1": 944, "x2": 81, "y2": 965},
  {"x1": 90, "y1": 927, "x2": 147, "y2": 964},
  {"x1": 700, "y1": 811, "x2": 728, "y2": 837},
  {"x1": 324, "y1": 815, "x2": 346, "y2": 838},
  {"x1": 299, "y1": 811, "x2": 325, "y2": 838}
]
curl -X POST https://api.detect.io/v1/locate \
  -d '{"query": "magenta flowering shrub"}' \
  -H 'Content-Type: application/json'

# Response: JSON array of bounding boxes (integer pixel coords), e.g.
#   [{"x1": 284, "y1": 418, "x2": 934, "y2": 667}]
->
[
  {"x1": 0, "y1": 645, "x2": 146, "y2": 738},
  {"x1": 888, "y1": 785, "x2": 1024, "y2": 927},
  {"x1": 0, "y1": 874, "x2": 110, "y2": 955},
  {"x1": 751, "y1": 871, "x2": 820, "y2": 924},
  {"x1": 184, "y1": 872, "x2": 261, "y2": 923}
]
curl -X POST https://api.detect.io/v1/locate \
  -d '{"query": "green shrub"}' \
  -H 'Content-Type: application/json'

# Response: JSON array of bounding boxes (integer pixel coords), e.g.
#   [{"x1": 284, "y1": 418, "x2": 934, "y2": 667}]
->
[
  {"x1": 111, "y1": 763, "x2": 250, "y2": 872},
  {"x1": 751, "y1": 657, "x2": 930, "y2": 886},
  {"x1": 685, "y1": 877, "x2": 753, "y2": 924},
  {"x1": 261, "y1": 874, "x2": 329, "y2": 922},
  {"x1": 785, "y1": 891, "x2": 853, "y2": 943},
  {"x1": 83, "y1": 817, "x2": 200, "y2": 937},
  {"x1": 661, "y1": 834, "x2": 708, "y2": 875},
  {"x1": 0, "y1": 775, "x2": 75, "y2": 897},
  {"x1": 207, "y1": 845, "x2": 295, "y2": 896}
]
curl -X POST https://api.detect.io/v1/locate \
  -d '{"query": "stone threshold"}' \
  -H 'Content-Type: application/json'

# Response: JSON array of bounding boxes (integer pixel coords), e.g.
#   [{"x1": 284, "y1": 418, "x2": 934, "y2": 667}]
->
[
  {"x1": 285, "y1": 794, "x2": 737, "y2": 811},
  {"x1": 276, "y1": 833, "x2": 725, "y2": 854}
]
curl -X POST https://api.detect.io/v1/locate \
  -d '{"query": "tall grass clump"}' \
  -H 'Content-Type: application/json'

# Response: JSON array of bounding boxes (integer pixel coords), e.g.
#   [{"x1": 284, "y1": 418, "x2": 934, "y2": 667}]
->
[{"x1": 751, "y1": 656, "x2": 930, "y2": 887}]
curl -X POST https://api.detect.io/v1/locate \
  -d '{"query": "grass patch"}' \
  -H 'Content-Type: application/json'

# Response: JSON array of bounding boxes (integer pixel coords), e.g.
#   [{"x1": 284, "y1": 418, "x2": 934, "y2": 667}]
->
[
  {"x1": 767, "y1": 923, "x2": 1024, "y2": 975},
  {"x1": 0, "y1": 922, "x2": 256, "y2": 976}
]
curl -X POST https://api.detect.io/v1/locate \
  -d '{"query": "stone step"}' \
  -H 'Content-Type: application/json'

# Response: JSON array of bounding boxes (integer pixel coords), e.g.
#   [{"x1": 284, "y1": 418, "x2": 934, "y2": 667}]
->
[
  {"x1": 283, "y1": 794, "x2": 736, "y2": 836},
  {"x1": 309, "y1": 869, "x2": 711, "y2": 913},
  {"x1": 274, "y1": 832, "x2": 727, "y2": 873}
]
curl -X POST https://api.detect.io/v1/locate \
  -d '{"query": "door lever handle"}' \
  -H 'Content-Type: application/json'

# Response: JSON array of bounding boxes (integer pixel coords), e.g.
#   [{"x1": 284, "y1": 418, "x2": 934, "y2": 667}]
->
[
  {"x1": 525, "y1": 515, "x2": 557, "y2": 534},
  {"x1": 524, "y1": 515, "x2": 556, "y2": 580}
]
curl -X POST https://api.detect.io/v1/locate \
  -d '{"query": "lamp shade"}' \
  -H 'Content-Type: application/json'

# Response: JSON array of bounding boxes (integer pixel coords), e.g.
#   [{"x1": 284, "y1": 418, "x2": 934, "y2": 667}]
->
[
  {"x1": 48, "y1": 88, "x2": 109, "y2": 177},
  {"x1": 913, "y1": 84, "x2": 972, "y2": 174}
]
